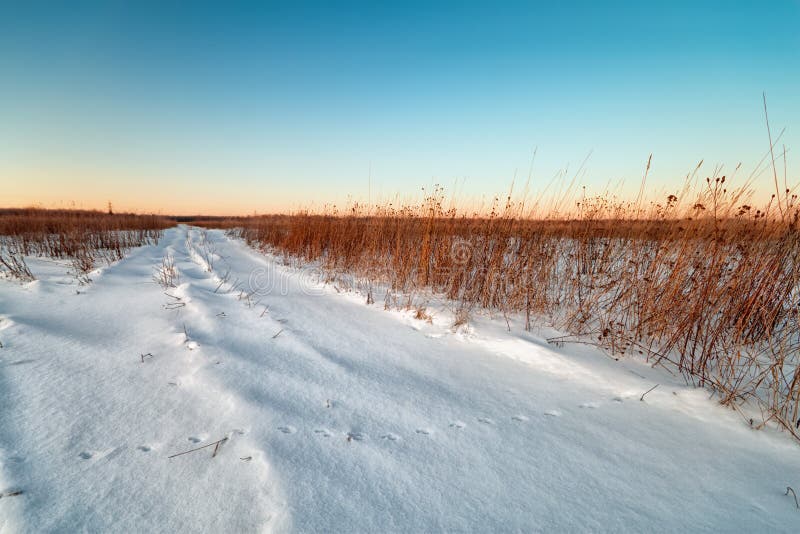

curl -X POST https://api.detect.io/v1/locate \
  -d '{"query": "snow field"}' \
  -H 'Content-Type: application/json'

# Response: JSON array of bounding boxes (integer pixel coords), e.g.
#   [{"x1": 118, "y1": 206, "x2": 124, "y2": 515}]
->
[{"x1": 1, "y1": 226, "x2": 798, "y2": 532}]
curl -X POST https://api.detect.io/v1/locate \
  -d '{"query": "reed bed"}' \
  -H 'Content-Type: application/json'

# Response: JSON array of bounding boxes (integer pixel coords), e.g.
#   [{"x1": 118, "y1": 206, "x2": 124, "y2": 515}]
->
[
  {"x1": 0, "y1": 208, "x2": 173, "y2": 281},
  {"x1": 219, "y1": 179, "x2": 800, "y2": 438}
]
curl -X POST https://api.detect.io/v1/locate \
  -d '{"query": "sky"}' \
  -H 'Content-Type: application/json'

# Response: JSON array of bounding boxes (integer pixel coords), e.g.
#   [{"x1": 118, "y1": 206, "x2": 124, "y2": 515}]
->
[{"x1": 1, "y1": 0, "x2": 798, "y2": 215}]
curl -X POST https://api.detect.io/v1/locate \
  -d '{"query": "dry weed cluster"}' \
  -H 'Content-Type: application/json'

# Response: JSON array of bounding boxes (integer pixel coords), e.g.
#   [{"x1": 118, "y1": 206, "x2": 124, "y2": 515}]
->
[{"x1": 0, "y1": 208, "x2": 172, "y2": 282}]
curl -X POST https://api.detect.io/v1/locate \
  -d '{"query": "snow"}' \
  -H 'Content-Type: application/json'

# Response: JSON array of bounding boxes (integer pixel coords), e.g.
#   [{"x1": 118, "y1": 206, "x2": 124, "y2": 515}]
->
[{"x1": 1, "y1": 225, "x2": 798, "y2": 532}]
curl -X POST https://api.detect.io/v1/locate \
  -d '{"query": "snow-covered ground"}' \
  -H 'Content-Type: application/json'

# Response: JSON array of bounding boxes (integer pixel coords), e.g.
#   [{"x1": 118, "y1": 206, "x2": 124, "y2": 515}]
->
[{"x1": 1, "y1": 226, "x2": 798, "y2": 532}]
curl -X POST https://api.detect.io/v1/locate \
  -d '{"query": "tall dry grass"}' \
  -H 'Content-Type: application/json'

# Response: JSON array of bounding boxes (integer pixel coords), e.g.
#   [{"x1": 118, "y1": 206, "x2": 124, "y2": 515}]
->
[
  {"x1": 220, "y1": 178, "x2": 800, "y2": 438},
  {"x1": 0, "y1": 208, "x2": 173, "y2": 281}
]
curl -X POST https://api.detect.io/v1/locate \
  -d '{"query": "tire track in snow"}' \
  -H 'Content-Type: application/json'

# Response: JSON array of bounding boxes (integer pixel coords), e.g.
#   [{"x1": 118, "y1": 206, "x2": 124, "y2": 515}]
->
[{"x1": 161, "y1": 228, "x2": 290, "y2": 528}]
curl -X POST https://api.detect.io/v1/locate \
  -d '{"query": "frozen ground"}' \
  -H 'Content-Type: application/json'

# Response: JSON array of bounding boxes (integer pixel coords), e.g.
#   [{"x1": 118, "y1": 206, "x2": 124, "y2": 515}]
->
[{"x1": 1, "y1": 226, "x2": 798, "y2": 532}]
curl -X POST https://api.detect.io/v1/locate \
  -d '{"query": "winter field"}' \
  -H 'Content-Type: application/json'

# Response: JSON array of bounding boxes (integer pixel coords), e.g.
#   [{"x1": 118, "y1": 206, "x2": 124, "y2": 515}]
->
[{"x1": 1, "y1": 220, "x2": 800, "y2": 532}]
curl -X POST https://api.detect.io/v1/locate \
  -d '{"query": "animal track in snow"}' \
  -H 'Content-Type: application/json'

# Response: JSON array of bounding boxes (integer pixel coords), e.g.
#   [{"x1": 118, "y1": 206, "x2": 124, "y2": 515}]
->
[
  {"x1": 415, "y1": 428, "x2": 432, "y2": 436},
  {"x1": 511, "y1": 415, "x2": 529, "y2": 422},
  {"x1": 543, "y1": 410, "x2": 561, "y2": 417},
  {"x1": 137, "y1": 445, "x2": 152, "y2": 452},
  {"x1": 79, "y1": 447, "x2": 125, "y2": 461},
  {"x1": 477, "y1": 417, "x2": 495, "y2": 425},
  {"x1": 380, "y1": 433, "x2": 400, "y2": 441},
  {"x1": 278, "y1": 425, "x2": 296, "y2": 434},
  {"x1": 449, "y1": 421, "x2": 466, "y2": 429},
  {"x1": 104, "y1": 446, "x2": 125, "y2": 461},
  {"x1": 346, "y1": 431, "x2": 365, "y2": 442},
  {"x1": 314, "y1": 428, "x2": 331, "y2": 438},
  {"x1": 579, "y1": 401, "x2": 600, "y2": 409},
  {"x1": 188, "y1": 436, "x2": 204, "y2": 443},
  {"x1": 9, "y1": 359, "x2": 36, "y2": 366}
]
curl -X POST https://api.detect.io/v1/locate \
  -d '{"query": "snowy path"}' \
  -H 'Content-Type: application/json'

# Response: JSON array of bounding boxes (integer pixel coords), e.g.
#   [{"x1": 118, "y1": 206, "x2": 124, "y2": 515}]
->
[{"x1": 1, "y1": 226, "x2": 799, "y2": 532}]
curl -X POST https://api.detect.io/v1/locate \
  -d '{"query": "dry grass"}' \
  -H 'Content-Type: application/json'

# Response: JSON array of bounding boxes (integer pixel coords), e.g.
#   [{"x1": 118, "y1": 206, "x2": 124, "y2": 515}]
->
[
  {"x1": 215, "y1": 178, "x2": 800, "y2": 438},
  {"x1": 0, "y1": 208, "x2": 173, "y2": 282}
]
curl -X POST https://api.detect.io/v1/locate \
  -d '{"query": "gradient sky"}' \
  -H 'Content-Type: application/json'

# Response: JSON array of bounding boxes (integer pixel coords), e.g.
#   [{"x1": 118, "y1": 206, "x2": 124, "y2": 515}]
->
[{"x1": 2, "y1": 0, "x2": 799, "y2": 215}]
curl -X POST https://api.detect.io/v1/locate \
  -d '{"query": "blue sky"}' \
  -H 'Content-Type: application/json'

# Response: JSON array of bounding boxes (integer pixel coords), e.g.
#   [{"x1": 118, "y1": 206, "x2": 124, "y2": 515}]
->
[{"x1": 2, "y1": 0, "x2": 798, "y2": 214}]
